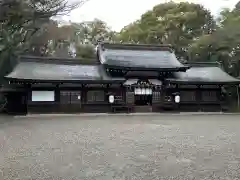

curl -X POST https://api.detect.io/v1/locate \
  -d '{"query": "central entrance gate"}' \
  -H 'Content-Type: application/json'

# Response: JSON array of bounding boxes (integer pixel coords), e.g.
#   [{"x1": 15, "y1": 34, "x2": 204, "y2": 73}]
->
[
  {"x1": 134, "y1": 88, "x2": 153, "y2": 105},
  {"x1": 124, "y1": 79, "x2": 162, "y2": 112}
]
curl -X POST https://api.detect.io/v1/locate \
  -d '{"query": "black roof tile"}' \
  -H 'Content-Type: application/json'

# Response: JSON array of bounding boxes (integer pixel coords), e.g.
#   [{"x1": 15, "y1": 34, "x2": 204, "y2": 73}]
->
[
  {"x1": 5, "y1": 57, "x2": 124, "y2": 83},
  {"x1": 167, "y1": 65, "x2": 240, "y2": 84},
  {"x1": 98, "y1": 43, "x2": 187, "y2": 71}
]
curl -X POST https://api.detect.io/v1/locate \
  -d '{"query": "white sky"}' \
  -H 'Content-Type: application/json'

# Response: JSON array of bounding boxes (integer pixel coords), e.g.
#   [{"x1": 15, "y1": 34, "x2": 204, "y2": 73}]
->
[{"x1": 62, "y1": 0, "x2": 239, "y2": 31}]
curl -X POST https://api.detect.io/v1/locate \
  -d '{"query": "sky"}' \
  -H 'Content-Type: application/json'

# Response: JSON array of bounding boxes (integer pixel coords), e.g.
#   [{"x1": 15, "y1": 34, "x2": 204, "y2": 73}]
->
[{"x1": 62, "y1": 0, "x2": 239, "y2": 31}]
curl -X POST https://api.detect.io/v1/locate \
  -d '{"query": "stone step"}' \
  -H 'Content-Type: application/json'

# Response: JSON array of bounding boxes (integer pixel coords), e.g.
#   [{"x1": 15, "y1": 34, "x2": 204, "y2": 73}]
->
[{"x1": 134, "y1": 105, "x2": 152, "y2": 112}]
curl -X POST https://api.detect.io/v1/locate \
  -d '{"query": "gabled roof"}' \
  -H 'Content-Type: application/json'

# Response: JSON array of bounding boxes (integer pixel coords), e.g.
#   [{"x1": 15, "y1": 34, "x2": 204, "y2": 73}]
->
[
  {"x1": 166, "y1": 62, "x2": 240, "y2": 84},
  {"x1": 5, "y1": 56, "x2": 125, "y2": 83},
  {"x1": 98, "y1": 43, "x2": 188, "y2": 71}
]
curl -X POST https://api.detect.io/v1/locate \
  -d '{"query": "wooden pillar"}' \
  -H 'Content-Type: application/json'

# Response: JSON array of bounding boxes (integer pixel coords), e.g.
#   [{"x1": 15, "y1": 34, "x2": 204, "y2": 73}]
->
[
  {"x1": 82, "y1": 84, "x2": 87, "y2": 104},
  {"x1": 218, "y1": 85, "x2": 224, "y2": 112},
  {"x1": 197, "y1": 85, "x2": 202, "y2": 112},
  {"x1": 105, "y1": 84, "x2": 112, "y2": 113},
  {"x1": 152, "y1": 85, "x2": 161, "y2": 111},
  {"x1": 160, "y1": 85, "x2": 165, "y2": 107},
  {"x1": 26, "y1": 83, "x2": 31, "y2": 114},
  {"x1": 126, "y1": 86, "x2": 134, "y2": 113},
  {"x1": 237, "y1": 85, "x2": 240, "y2": 109},
  {"x1": 104, "y1": 84, "x2": 109, "y2": 103},
  {"x1": 123, "y1": 85, "x2": 127, "y2": 103},
  {"x1": 55, "y1": 84, "x2": 60, "y2": 112}
]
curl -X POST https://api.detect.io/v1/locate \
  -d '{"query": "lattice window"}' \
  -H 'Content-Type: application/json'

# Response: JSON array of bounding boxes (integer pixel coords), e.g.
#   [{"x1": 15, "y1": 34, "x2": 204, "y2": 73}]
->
[
  {"x1": 87, "y1": 90, "x2": 105, "y2": 102},
  {"x1": 126, "y1": 91, "x2": 134, "y2": 104},
  {"x1": 60, "y1": 91, "x2": 71, "y2": 104},
  {"x1": 202, "y1": 91, "x2": 218, "y2": 102},
  {"x1": 60, "y1": 91, "x2": 81, "y2": 104},
  {"x1": 152, "y1": 91, "x2": 161, "y2": 103},
  {"x1": 180, "y1": 91, "x2": 196, "y2": 102},
  {"x1": 70, "y1": 91, "x2": 81, "y2": 104}
]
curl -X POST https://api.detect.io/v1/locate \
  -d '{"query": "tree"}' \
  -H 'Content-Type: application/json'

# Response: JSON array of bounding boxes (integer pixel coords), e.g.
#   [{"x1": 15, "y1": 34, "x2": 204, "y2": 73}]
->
[
  {"x1": 189, "y1": 22, "x2": 240, "y2": 76},
  {"x1": 118, "y1": 2, "x2": 216, "y2": 60},
  {"x1": 75, "y1": 44, "x2": 96, "y2": 59},
  {"x1": 46, "y1": 19, "x2": 117, "y2": 58},
  {"x1": 71, "y1": 19, "x2": 117, "y2": 45},
  {"x1": 0, "y1": 0, "x2": 83, "y2": 63},
  {"x1": 19, "y1": 18, "x2": 117, "y2": 58},
  {"x1": 218, "y1": 10, "x2": 240, "y2": 27},
  {"x1": 188, "y1": 1, "x2": 240, "y2": 77},
  {"x1": 22, "y1": 20, "x2": 60, "y2": 56}
]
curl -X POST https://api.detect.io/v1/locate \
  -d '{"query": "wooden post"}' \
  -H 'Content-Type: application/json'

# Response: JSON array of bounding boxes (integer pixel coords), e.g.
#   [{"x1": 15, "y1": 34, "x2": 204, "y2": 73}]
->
[
  {"x1": 55, "y1": 84, "x2": 60, "y2": 112},
  {"x1": 237, "y1": 85, "x2": 240, "y2": 109},
  {"x1": 197, "y1": 85, "x2": 202, "y2": 112}
]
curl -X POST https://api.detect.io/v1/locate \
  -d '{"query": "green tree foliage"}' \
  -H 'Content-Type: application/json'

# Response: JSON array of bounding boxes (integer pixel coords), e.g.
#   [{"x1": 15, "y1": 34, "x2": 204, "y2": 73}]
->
[
  {"x1": 72, "y1": 19, "x2": 117, "y2": 58},
  {"x1": 70, "y1": 19, "x2": 117, "y2": 45},
  {"x1": 0, "y1": 0, "x2": 81, "y2": 62},
  {"x1": 189, "y1": 2, "x2": 240, "y2": 76},
  {"x1": 23, "y1": 20, "x2": 59, "y2": 56},
  {"x1": 219, "y1": 4, "x2": 240, "y2": 26},
  {"x1": 52, "y1": 19, "x2": 116, "y2": 58},
  {"x1": 16, "y1": 18, "x2": 116, "y2": 59},
  {"x1": 118, "y1": 2, "x2": 216, "y2": 60},
  {"x1": 75, "y1": 44, "x2": 96, "y2": 59}
]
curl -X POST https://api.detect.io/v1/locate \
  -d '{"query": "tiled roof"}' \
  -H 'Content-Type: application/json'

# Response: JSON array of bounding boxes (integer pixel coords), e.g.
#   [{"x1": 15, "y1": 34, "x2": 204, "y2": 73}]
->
[
  {"x1": 98, "y1": 43, "x2": 187, "y2": 70},
  {"x1": 167, "y1": 66, "x2": 240, "y2": 84},
  {"x1": 5, "y1": 57, "x2": 124, "y2": 83}
]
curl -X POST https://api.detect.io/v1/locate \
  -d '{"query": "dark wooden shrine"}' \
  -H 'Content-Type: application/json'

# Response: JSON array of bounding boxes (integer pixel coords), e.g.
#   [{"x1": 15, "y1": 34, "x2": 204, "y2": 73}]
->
[{"x1": 1, "y1": 43, "x2": 240, "y2": 115}]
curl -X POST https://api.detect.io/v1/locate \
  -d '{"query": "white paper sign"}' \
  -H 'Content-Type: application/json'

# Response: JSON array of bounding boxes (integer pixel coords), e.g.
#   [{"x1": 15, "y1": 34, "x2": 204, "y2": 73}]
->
[
  {"x1": 175, "y1": 95, "x2": 180, "y2": 103},
  {"x1": 109, "y1": 95, "x2": 114, "y2": 103}
]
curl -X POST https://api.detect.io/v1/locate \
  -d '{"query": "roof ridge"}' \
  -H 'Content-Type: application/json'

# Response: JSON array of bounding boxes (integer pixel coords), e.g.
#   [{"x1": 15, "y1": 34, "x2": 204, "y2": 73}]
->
[
  {"x1": 18, "y1": 55, "x2": 100, "y2": 65},
  {"x1": 99, "y1": 43, "x2": 173, "y2": 52},
  {"x1": 184, "y1": 62, "x2": 221, "y2": 67}
]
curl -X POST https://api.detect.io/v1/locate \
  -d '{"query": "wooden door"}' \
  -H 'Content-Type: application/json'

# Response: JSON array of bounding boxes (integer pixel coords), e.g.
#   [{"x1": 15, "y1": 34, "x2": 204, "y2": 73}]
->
[
  {"x1": 60, "y1": 91, "x2": 82, "y2": 113},
  {"x1": 126, "y1": 91, "x2": 135, "y2": 105}
]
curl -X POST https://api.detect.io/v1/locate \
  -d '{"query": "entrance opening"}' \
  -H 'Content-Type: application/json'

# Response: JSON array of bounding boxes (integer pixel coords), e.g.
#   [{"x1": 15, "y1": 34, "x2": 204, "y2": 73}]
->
[
  {"x1": 5, "y1": 92, "x2": 27, "y2": 115},
  {"x1": 134, "y1": 88, "x2": 152, "y2": 106},
  {"x1": 135, "y1": 95, "x2": 152, "y2": 105}
]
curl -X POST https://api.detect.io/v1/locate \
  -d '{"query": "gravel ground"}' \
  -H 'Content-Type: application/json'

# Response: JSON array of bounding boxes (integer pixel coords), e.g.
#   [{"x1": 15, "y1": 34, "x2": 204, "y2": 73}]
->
[{"x1": 1, "y1": 114, "x2": 240, "y2": 180}]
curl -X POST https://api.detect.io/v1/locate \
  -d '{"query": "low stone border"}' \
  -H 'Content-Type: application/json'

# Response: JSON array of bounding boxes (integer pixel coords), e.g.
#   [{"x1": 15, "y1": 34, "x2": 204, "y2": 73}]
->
[{"x1": 13, "y1": 112, "x2": 240, "y2": 118}]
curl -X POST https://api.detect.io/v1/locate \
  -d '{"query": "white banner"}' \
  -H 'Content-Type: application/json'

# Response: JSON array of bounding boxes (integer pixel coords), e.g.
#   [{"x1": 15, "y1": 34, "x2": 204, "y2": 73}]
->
[
  {"x1": 32, "y1": 91, "x2": 55, "y2": 102},
  {"x1": 141, "y1": 88, "x2": 146, "y2": 95},
  {"x1": 134, "y1": 88, "x2": 153, "y2": 95},
  {"x1": 134, "y1": 88, "x2": 141, "y2": 95}
]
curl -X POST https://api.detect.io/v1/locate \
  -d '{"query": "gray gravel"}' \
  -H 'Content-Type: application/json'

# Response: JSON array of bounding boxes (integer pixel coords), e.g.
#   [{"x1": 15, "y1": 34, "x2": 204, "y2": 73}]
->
[{"x1": 1, "y1": 114, "x2": 240, "y2": 180}]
